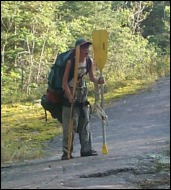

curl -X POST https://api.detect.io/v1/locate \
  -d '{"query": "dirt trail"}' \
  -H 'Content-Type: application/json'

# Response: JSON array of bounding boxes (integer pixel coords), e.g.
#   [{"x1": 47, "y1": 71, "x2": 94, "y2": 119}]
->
[{"x1": 1, "y1": 77, "x2": 170, "y2": 189}]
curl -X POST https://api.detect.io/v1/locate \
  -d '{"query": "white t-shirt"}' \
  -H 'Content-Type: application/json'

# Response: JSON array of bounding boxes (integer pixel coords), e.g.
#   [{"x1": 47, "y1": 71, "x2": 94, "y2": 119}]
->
[{"x1": 69, "y1": 60, "x2": 87, "y2": 87}]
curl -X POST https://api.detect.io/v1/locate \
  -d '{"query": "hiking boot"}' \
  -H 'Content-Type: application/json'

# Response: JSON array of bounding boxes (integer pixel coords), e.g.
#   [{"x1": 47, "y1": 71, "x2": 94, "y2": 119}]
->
[
  {"x1": 81, "y1": 150, "x2": 98, "y2": 157},
  {"x1": 61, "y1": 152, "x2": 74, "y2": 160}
]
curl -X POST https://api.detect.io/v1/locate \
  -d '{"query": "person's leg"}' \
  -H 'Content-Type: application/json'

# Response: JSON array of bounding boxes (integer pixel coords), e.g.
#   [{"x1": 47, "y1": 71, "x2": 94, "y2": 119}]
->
[
  {"x1": 61, "y1": 106, "x2": 74, "y2": 160},
  {"x1": 77, "y1": 106, "x2": 98, "y2": 157}
]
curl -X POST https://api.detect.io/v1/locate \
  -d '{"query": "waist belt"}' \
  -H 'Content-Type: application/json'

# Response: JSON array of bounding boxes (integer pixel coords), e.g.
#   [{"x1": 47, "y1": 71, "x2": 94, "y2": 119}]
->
[
  {"x1": 63, "y1": 99, "x2": 90, "y2": 107},
  {"x1": 63, "y1": 99, "x2": 92, "y2": 118},
  {"x1": 75, "y1": 101, "x2": 90, "y2": 107}
]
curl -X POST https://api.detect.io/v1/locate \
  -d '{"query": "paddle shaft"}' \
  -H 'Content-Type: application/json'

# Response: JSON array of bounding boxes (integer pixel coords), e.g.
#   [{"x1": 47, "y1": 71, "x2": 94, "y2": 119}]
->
[{"x1": 100, "y1": 70, "x2": 106, "y2": 144}]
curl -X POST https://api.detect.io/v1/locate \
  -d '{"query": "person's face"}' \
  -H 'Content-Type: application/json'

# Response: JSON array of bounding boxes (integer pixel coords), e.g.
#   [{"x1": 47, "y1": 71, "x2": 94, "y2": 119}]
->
[{"x1": 80, "y1": 44, "x2": 90, "y2": 57}]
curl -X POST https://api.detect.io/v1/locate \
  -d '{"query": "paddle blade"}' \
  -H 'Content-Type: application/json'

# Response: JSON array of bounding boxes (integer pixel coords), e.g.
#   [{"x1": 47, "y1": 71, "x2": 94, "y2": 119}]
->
[
  {"x1": 92, "y1": 30, "x2": 108, "y2": 71},
  {"x1": 102, "y1": 143, "x2": 108, "y2": 154}
]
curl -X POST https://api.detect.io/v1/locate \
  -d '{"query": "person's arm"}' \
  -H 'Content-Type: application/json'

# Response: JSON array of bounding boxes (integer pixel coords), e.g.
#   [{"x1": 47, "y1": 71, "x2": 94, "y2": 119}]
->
[
  {"x1": 62, "y1": 60, "x2": 74, "y2": 103},
  {"x1": 89, "y1": 58, "x2": 105, "y2": 84}
]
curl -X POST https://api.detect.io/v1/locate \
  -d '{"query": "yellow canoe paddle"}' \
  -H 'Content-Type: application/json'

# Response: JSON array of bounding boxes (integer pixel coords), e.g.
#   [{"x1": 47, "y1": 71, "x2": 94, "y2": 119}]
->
[
  {"x1": 67, "y1": 45, "x2": 80, "y2": 159},
  {"x1": 92, "y1": 30, "x2": 108, "y2": 155}
]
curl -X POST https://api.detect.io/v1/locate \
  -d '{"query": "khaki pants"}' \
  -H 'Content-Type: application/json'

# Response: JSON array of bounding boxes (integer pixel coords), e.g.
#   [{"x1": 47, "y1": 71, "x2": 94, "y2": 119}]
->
[{"x1": 62, "y1": 102, "x2": 92, "y2": 154}]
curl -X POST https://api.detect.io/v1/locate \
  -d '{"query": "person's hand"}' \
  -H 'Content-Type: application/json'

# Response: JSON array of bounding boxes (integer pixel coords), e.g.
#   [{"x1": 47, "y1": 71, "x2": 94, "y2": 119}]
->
[
  {"x1": 68, "y1": 95, "x2": 75, "y2": 104},
  {"x1": 98, "y1": 76, "x2": 105, "y2": 84}
]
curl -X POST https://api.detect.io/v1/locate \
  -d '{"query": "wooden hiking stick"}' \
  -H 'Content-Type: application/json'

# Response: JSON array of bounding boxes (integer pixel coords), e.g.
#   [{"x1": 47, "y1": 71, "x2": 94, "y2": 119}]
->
[
  {"x1": 67, "y1": 45, "x2": 80, "y2": 159},
  {"x1": 92, "y1": 30, "x2": 108, "y2": 154}
]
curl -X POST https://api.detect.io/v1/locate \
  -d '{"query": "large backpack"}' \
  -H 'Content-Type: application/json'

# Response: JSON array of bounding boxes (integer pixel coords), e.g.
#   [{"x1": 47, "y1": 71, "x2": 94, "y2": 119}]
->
[
  {"x1": 48, "y1": 49, "x2": 75, "y2": 91},
  {"x1": 41, "y1": 49, "x2": 91, "y2": 125}
]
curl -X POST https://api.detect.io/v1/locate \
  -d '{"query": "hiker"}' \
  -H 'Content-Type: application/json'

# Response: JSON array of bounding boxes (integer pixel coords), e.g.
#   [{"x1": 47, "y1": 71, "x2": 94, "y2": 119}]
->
[{"x1": 61, "y1": 38, "x2": 105, "y2": 160}]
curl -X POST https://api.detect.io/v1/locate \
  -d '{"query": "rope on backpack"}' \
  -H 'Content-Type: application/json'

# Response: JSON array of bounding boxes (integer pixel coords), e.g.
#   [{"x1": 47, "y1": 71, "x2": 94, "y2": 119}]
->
[{"x1": 93, "y1": 80, "x2": 108, "y2": 125}]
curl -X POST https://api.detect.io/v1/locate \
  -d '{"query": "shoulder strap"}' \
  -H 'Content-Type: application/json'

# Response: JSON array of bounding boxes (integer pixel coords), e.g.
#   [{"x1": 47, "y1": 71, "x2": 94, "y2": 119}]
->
[
  {"x1": 44, "y1": 109, "x2": 47, "y2": 126},
  {"x1": 68, "y1": 56, "x2": 75, "y2": 80},
  {"x1": 86, "y1": 57, "x2": 92, "y2": 74}
]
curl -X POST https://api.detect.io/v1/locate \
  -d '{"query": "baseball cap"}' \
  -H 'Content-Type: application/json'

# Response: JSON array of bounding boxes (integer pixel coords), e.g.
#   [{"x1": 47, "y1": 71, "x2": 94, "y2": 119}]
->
[{"x1": 75, "y1": 38, "x2": 92, "y2": 47}]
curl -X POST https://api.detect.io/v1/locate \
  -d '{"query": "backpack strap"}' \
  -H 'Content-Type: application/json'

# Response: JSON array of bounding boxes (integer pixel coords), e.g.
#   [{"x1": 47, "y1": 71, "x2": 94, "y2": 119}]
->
[
  {"x1": 68, "y1": 56, "x2": 75, "y2": 81},
  {"x1": 86, "y1": 57, "x2": 92, "y2": 74},
  {"x1": 44, "y1": 109, "x2": 47, "y2": 126}
]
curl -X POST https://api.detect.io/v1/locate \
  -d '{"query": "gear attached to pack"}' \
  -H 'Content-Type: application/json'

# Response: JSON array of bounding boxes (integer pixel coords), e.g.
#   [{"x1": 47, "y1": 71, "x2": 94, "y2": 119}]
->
[{"x1": 93, "y1": 80, "x2": 108, "y2": 125}]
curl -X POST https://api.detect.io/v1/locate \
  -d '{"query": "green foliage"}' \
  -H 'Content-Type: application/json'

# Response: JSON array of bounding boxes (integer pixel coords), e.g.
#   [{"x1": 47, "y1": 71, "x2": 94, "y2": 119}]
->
[
  {"x1": 1, "y1": 1, "x2": 170, "y2": 102},
  {"x1": 141, "y1": 1, "x2": 170, "y2": 53},
  {"x1": 1, "y1": 102, "x2": 62, "y2": 163}
]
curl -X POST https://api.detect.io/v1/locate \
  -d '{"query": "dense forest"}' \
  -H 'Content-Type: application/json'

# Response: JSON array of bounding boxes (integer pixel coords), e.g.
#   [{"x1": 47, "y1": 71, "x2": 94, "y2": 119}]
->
[{"x1": 1, "y1": 1, "x2": 170, "y2": 103}]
